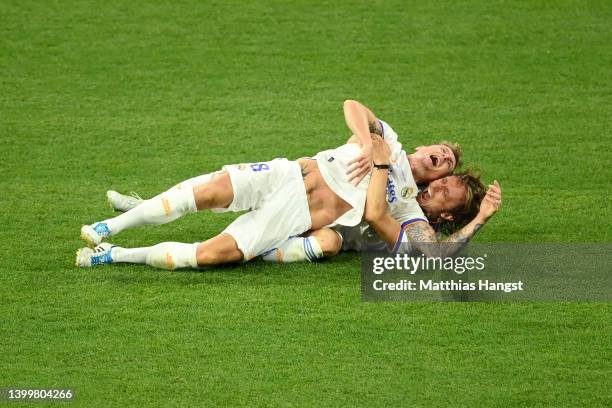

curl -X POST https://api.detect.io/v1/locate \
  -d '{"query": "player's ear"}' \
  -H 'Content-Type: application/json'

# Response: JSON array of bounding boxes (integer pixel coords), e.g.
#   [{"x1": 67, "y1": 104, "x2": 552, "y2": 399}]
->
[{"x1": 439, "y1": 212, "x2": 455, "y2": 222}]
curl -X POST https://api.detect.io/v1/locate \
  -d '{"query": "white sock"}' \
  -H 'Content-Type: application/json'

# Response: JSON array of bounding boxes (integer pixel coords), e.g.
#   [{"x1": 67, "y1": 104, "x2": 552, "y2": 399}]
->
[
  {"x1": 103, "y1": 187, "x2": 197, "y2": 236},
  {"x1": 145, "y1": 242, "x2": 198, "y2": 270},
  {"x1": 112, "y1": 243, "x2": 198, "y2": 270},
  {"x1": 116, "y1": 171, "x2": 222, "y2": 213},
  {"x1": 112, "y1": 247, "x2": 151, "y2": 264},
  {"x1": 261, "y1": 236, "x2": 323, "y2": 263}
]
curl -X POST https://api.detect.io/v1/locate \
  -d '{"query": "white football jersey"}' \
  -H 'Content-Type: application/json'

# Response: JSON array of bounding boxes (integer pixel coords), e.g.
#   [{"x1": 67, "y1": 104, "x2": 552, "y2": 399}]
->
[{"x1": 334, "y1": 119, "x2": 427, "y2": 253}]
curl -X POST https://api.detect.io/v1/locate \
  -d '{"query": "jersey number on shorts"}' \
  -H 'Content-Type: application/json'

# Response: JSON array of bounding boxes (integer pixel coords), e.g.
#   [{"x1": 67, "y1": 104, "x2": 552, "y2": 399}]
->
[{"x1": 250, "y1": 163, "x2": 270, "y2": 172}]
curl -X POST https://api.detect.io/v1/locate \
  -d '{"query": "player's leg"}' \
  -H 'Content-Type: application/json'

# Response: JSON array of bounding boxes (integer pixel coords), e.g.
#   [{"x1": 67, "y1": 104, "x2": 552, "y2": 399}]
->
[
  {"x1": 139, "y1": 235, "x2": 242, "y2": 269},
  {"x1": 81, "y1": 184, "x2": 199, "y2": 247},
  {"x1": 107, "y1": 171, "x2": 224, "y2": 212},
  {"x1": 195, "y1": 234, "x2": 243, "y2": 265},
  {"x1": 76, "y1": 234, "x2": 243, "y2": 270},
  {"x1": 192, "y1": 173, "x2": 234, "y2": 210},
  {"x1": 261, "y1": 228, "x2": 343, "y2": 263},
  {"x1": 77, "y1": 160, "x2": 311, "y2": 268},
  {"x1": 76, "y1": 242, "x2": 197, "y2": 269},
  {"x1": 108, "y1": 161, "x2": 278, "y2": 215},
  {"x1": 81, "y1": 172, "x2": 235, "y2": 247},
  {"x1": 314, "y1": 228, "x2": 343, "y2": 258},
  {"x1": 82, "y1": 160, "x2": 280, "y2": 247}
]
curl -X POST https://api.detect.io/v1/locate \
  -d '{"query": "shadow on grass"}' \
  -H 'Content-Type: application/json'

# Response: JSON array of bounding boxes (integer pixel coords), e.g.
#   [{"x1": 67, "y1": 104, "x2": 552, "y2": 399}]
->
[{"x1": 103, "y1": 251, "x2": 360, "y2": 287}]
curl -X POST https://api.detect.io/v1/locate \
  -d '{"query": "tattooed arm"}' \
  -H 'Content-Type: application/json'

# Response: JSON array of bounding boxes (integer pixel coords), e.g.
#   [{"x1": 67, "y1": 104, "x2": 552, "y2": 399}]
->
[
  {"x1": 403, "y1": 218, "x2": 485, "y2": 258},
  {"x1": 346, "y1": 120, "x2": 383, "y2": 144},
  {"x1": 372, "y1": 208, "x2": 492, "y2": 258},
  {"x1": 401, "y1": 181, "x2": 502, "y2": 257}
]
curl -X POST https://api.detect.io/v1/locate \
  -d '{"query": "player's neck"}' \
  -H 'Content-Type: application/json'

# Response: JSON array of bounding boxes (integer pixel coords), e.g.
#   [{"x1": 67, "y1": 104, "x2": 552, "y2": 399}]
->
[{"x1": 407, "y1": 154, "x2": 426, "y2": 184}]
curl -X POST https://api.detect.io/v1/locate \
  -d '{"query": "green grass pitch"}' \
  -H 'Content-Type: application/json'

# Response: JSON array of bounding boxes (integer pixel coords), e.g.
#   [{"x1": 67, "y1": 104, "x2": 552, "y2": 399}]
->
[{"x1": 1, "y1": 0, "x2": 611, "y2": 406}]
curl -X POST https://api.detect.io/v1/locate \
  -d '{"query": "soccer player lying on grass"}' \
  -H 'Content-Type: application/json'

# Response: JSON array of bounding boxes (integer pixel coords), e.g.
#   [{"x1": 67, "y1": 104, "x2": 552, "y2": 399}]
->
[
  {"x1": 105, "y1": 164, "x2": 497, "y2": 264},
  {"x1": 75, "y1": 100, "x2": 462, "y2": 269},
  {"x1": 260, "y1": 136, "x2": 501, "y2": 262}
]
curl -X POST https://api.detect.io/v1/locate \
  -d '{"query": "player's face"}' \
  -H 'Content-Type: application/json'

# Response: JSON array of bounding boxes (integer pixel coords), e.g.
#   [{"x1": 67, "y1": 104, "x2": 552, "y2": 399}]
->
[
  {"x1": 416, "y1": 175, "x2": 466, "y2": 221},
  {"x1": 411, "y1": 144, "x2": 457, "y2": 182}
]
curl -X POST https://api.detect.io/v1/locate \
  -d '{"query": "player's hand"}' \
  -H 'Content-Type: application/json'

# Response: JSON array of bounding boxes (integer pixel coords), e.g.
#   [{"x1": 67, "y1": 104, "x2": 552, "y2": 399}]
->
[
  {"x1": 347, "y1": 142, "x2": 373, "y2": 185},
  {"x1": 478, "y1": 180, "x2": 502, "y2": 221},
  {"x1": 371, "y1": 134, "x2": 390, "y2": 164}
]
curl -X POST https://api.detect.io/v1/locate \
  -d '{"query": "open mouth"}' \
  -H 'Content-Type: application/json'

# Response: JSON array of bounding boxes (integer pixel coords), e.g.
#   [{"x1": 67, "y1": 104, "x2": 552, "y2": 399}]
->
[
  {"x1": 430, "y1": 155, "x2": 439, "y2": 167},
  {"x1": 418, "y1": 186, "x2": 432, "y2": 203}
]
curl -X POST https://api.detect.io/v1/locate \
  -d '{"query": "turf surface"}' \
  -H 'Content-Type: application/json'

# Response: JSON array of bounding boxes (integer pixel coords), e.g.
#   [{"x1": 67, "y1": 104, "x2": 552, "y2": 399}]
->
[{"x1": 1, "y1": 0, "x2": 611, "y2": 406}]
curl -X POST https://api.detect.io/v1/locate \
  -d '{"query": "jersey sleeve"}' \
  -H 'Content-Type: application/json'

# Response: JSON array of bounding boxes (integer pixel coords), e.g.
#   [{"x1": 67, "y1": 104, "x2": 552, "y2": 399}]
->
[
  {"x1": 378, "y1": 119, "x2": 404, "y2": 162},
  {"x1": 390, "y1": 218, "x2": 427, "y2": 253},
  {"x1": 394, "y1": 200, "x2": 428, "y2": 227},
  {"x1": 378, "y1": 119, "x2": 398, "y2": 144}
]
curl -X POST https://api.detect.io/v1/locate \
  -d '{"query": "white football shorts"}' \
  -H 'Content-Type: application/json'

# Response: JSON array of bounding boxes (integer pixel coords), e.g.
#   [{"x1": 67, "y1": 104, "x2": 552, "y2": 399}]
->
[{"x1": 213, "y1": 158, "x2": 312, "y2": 261}]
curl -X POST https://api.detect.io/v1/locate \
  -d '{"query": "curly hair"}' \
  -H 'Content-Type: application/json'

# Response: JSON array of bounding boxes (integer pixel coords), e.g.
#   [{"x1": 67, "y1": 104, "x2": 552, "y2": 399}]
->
[{"x1": 437, "y1": 167, "x2": 486, "y2": 235}]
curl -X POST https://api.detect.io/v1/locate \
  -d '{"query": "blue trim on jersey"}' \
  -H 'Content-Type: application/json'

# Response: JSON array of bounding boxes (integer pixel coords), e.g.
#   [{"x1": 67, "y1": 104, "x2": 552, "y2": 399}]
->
[
  {"x1": 378, "y1": 119, "x2": 385, "y2": 137},
  {"x1": 391, "y1": 229, "x2": 405, "y2": 253},
  {"x1": 400, "y1": 218, "x2": 427, "y2": 229},
  {"x1": 392, "y1": 218, "x2": 428, "y2": 253}
]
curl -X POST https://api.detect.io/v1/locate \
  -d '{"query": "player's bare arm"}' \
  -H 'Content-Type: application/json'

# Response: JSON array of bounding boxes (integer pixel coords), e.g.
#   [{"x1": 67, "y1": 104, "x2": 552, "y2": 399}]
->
[
  {"x1": 299, "y1": 158, "x2": 313, "y2": 178},
  {"x1": 343, "y1": 100, "x2": 379, "y2": 184},
  {"x1": 363, "y1": 134, "x2": 402, "y2": 244}
]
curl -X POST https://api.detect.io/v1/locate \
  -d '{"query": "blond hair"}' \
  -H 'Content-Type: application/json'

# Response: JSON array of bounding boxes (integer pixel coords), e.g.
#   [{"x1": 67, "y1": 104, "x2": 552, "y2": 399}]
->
[{"x1": 439, "y1": 141, "x2": 462, "y2": 169}]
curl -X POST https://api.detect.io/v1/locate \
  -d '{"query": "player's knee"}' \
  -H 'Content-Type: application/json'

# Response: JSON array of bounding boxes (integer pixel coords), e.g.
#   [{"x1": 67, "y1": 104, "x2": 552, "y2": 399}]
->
[
  {"x1": 193, "y1": 171, "x2": 234, "y2": 210},
  {"x1": 311, "y1": 229, "x2": 342, "y2": 258},
  {"x1": 193, "y1": 184, "x2": 214, "y2": 209},
  {"x1": 195, "y1": 249, "x2": 222, "y2": 266},
  {"x1": 321, "y1": 232, "x2": 342, "y2": 258},
  {"x1": 195, "y1": 237, "x2": 243, "y2": 266}
]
